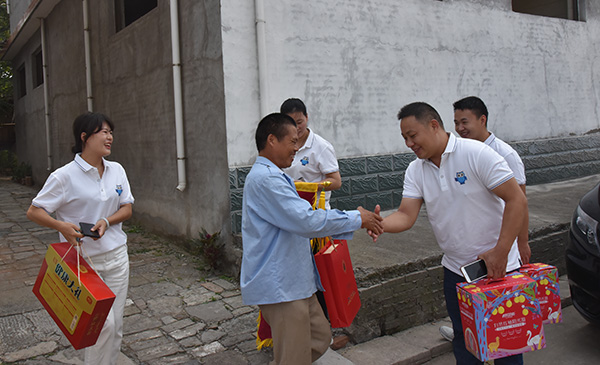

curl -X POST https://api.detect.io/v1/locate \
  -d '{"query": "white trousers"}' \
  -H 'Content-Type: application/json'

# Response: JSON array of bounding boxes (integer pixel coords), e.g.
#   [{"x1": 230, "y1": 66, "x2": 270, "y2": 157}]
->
[{"x1": 84, "y1": 244, "x2": 129, "y2": 365}]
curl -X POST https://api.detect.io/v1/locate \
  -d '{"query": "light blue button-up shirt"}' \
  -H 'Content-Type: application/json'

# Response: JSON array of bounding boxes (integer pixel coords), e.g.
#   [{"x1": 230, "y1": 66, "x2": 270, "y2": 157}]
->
[{"x1": 240, "y1": 156, "x2": 362, "y2": 305}]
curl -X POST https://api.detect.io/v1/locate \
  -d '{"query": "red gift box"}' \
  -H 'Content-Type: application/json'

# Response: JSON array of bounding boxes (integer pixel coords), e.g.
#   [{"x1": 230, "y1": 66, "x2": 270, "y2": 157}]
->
[
  {"x1": 456, "y1": 272, "x2": 545, "y2": 361},
  {"x1": 314, "y1": 239, "x2": 361, "y2": 328},
  {"x1": 32, "y1": 242, "x2": 115, "y2": 350},
  {"x1": 519, "y1": 263, "x2": 561, "y2": 324}
]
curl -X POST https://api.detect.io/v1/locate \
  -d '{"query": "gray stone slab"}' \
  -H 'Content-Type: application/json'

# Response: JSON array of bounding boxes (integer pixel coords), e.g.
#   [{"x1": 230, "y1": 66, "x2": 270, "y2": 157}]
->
[
  {"x1": 202, "y1": 349, "x2": 249, "y2": 365},
  {"x1": 122, "y1": 314, "x2": 162, "y2": 335},
  {"x1": 146, "y1": 295, "x2": 183, "y2": 317},
  {"x1": 0, "y1": 314, "x2": 38, "y2": 352},
  {"x1": 137, "y1": 341, "x2": 185, "y2": 362},
  {"x1": 169, "y1": 322, "x2": 206, "y2": 340},
  {"x1": 1, "y1": 341, "x2": 58, "y2": 363},
  {"x1": 161, "y1": 318, "x2": 195, "y2": 333},
  {"x1": 122, "y1": 328, "x2": 163, "y2": 346},
  {"x1": 201, "y1": 329, "x2": 226, "y2": 344},
  {"x1": 186, "y1": 301, "x2": 233, "y2": 323},
  {"x1": 0, "y1": 286, "x2": 43, "y2": 316},
  {"x1": 191, "y1": 341, "x2": 226, "y2": 358},
  {"x1": 222, "y1": 295, "x2": 245, "y2": 309},
  {"x1": 24, "y1": 309, "x2": 62, "y2": 338}
]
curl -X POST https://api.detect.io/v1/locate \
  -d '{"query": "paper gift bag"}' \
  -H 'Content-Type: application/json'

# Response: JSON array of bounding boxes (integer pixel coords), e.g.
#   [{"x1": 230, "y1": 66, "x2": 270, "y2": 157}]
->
[
  {"x1": 314, "y1": 239, "x2": 361, "y2": 328},
  {"x1": 457, "y1": 272, "x2": 545, "y2": 362},
  {"x1": 519, "y1": 263, "x2": 562, "y2": 324},
  {"x1": 32, "y1": 242, "x2": 116, "y2": 350}
]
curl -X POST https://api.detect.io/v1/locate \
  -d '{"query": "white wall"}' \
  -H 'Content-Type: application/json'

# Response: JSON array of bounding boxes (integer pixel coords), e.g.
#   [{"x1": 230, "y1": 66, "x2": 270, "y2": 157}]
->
[{"x1": 222, "y1": 0, "x2": 600, "y2": 167}]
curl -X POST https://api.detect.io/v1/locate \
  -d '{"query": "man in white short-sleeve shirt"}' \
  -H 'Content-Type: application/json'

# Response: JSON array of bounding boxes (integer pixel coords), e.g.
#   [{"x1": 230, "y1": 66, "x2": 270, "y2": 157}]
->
[
  {"x1": 372, "y1": 102, "x2": 527, "y2": 365},
  {"x1": 453, "y1": 96, "x2": 529, "y2": 264},
  {"x1": 281, "y1": 98, "x2": 341, "y2": 209}
]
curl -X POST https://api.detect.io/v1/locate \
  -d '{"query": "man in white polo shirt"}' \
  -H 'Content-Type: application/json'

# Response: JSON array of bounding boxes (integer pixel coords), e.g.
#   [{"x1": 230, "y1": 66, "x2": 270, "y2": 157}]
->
[
  {"x1": 453, "y1": 96, "x2": 529, "y2": 263},
  {"x1": 281, "y1": 98, "x2": 341, "y2": 209},
  {"x1": 435, "y1": 96, "x2": 532, "y2": 345},
  {"x1": 372, "y1": 102, "x2": 527, "y2": 365}
]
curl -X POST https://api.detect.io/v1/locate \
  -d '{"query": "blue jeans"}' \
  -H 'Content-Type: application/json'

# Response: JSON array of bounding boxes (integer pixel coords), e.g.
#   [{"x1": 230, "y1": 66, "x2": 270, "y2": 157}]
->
[{"x1": 444, "y1": 267, "x2": 524, "y2": 365}]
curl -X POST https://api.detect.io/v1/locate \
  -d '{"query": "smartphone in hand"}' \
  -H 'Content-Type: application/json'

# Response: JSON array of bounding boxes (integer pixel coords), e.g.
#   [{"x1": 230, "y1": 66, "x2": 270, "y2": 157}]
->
[
  {"x1": 79, "y1": 222, "x2": 101, "y2": 239},
  {"x1": 460, "y1": 259, "x2": 488, "y2": 283}
]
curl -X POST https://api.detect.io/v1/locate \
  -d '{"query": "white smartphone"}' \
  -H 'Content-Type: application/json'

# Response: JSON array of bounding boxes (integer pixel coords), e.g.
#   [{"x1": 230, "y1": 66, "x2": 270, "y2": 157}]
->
[{"x1": 460, "y1": 259, "x2": 488, "y2": 283}]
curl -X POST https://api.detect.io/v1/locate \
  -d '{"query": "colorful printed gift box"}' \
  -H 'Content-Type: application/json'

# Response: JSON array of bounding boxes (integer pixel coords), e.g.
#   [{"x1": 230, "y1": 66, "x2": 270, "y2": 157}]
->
[
  {"x1": 32, "y1": 242, "x2": 115, "y2": 350},
  {"x1": 457, "y1": 272, "x2": 545, "y2": 361},
  {"x1": 519, "y1": 263, "x2": 562, "y2": 324}
]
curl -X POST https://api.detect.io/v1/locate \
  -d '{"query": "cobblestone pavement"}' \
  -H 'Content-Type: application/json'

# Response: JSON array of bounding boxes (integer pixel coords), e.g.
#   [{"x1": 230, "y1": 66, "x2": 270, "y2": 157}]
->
[{"x1": 0, "y1": 177, "x2": 273, "y2": 364}]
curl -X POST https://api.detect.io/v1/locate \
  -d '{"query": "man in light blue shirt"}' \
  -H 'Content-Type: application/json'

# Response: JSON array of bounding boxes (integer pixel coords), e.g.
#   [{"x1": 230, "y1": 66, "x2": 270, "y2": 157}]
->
[{"x1": 241, "y1": 113, "x2": 383, "y2": 365}]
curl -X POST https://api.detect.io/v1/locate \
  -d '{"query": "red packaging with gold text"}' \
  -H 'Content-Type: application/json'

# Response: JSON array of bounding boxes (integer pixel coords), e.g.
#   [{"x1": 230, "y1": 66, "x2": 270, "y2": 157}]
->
[
  {"x1": 32, "y1": 242, "x2": 115, "y2": 350},
  {"x1": 519, "y1": 263, "x2": 561, "y2": 324},
  {"x1": 456, "y1": 272, "x2": 545, "y2": 361}
]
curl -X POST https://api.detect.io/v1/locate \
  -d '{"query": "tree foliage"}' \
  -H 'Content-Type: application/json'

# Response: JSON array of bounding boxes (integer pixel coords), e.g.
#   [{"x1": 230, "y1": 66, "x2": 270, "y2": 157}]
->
[{"x1": 0, "y1": 0, "x2": 12, "y2": 122}]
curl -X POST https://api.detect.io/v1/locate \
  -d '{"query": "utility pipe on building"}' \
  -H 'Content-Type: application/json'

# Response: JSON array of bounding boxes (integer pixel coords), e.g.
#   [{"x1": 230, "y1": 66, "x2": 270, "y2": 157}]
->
[
  {"x1": 40, "y1": 18, "x2": 51, "y2": 170},
  {"x1": 82, "y1": 0, "x2": 93, "y2": 111},
  {"x1": 169, "y1": 0, "x2": 186, "y2": 191},
  {"x1": 255, "y1": 0, "x2": 268, "y2": 117}
]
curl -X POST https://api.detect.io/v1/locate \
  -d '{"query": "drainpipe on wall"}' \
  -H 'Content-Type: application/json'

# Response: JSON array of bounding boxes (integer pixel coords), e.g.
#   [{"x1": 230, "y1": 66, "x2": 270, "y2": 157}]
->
[
  {"x1": 40, "y1": 18, "x2": 51, "y2": 170},
  {"x1": 82, "y1": 0, "x2": 93, "y2": 111},
  {"x1": 254, "y1": 0, "x2": 268, "y2": 117},
  {"x1": 169, "y1": 0, "x2": 186, "y2": 191}
]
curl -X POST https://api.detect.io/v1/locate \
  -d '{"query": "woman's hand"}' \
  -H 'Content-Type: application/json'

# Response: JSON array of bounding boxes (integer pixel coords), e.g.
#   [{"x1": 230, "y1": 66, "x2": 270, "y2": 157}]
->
[
  {"x1": 92, "y1": 219, "x2": 109, "y2": 239},
  {"x1": 57, "y1": 221, "x2": 85, "y2": 247}
]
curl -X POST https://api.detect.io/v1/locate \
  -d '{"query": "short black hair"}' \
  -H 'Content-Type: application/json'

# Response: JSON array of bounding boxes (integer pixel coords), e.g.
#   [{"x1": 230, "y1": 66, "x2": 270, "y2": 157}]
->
[
  {"x1": 72, "y1": 112, "x2": 114, "y2": 154},
  {"x1": 280, "y1": 98, "x2": 307, "y2": 116},
  {"x1": 255, "y1": 113, "x2": 297, "y2": 152},
  {"x1": 453, "y1": 96, "x2": 489, "y2": 121},
  {"x1": 397, "y1": 102, "x2": 444, "y2": 129}
]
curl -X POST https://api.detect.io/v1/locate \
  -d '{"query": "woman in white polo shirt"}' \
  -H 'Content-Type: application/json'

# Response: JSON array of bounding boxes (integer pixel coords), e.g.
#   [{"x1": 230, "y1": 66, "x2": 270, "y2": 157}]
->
[{"x1": 27, "y1": 112, "x2": 134, "y2": 365}]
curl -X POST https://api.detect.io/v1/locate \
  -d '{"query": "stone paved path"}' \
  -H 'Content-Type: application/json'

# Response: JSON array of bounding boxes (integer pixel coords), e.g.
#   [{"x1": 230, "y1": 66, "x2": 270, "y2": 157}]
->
[{"x1": 0, "y1": 177, "x2": 272, "y2": 364}]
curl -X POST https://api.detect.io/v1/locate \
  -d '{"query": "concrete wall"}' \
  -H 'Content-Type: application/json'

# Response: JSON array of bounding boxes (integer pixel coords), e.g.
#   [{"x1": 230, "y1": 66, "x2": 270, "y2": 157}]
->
[
  {"x1": 222, "y1": 0, "x2": 600, "y2": 168},
  {"x1": 12, "y1": 0, "x2": 231, "y2": 245},
  {"x1": 13, "y1": 0, "x2": 85, "y2": 181}
]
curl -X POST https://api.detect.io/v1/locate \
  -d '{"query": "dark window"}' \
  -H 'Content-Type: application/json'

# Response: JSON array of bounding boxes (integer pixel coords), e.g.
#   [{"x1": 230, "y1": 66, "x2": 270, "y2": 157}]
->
[
  {"x1": 512, "y1": 0, "x2": 583, "y2": 21},
  {"x1": 16, "y1": 64, "x2": 26, "y2": 99},
  {"x1": 32, "y1": 48, "x2": 43, "y2": 88},
  {"x1": 115, "y1": 0, "x2": 158, "y2": 32}
]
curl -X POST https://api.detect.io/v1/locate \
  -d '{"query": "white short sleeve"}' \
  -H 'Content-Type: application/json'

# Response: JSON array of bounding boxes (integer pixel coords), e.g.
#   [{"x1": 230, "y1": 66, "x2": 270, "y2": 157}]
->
[{"x1": 32, "y1": 173, "x2": 65, "y2": 214}]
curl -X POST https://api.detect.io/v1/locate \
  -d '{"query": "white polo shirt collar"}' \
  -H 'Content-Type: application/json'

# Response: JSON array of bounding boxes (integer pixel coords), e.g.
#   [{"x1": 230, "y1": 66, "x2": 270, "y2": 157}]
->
[
  {"x1": 74, "y1": 153, "x2": 109, "y2": 174},
  {"x1": 424, "y1": 133, "x2": 457, "y2": 167},
  {"x1": 484, "y1": 132, "x2": 496, "y2": 146},
  {"x1": 299, "y1": 129, "x2": 315, "y2": 151}
]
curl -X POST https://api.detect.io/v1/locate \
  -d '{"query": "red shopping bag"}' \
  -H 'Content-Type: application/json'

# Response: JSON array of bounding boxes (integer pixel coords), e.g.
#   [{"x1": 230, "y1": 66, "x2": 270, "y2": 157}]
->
[
  {"x1": 314, "y1": 239, "x2": 361, "y2": 328},
  {"x1": 32, "y1": 242, "x2": 115, "y2": 350}
]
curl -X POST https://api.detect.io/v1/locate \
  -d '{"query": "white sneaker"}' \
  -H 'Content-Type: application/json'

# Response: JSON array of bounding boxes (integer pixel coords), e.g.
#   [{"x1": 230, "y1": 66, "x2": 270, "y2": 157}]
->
[{"x1": 439, "y1": 325, "x2": 454, "y2": 342}]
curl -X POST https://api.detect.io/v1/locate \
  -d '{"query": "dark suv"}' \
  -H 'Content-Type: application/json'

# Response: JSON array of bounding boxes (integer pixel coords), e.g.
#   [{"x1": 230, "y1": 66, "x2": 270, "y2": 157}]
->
[{"x1": 566, "y1": 182, "x2": 600, "y2": 325}]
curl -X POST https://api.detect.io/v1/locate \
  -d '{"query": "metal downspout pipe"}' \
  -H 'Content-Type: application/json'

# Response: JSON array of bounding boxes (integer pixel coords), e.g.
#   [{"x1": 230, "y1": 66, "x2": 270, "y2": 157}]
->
[
  {"x1": 169, "y1": 0, "x2": 186, "y2": 191},
  {"x1": 82, "y1": 0, "x2": 93, "y2": 111},
  {"x1": 255, "y1": 0, "x2": 268, "y2": 117},
  {"x1": 40, "y1": 18, "x2": 51, "y2": 170}
]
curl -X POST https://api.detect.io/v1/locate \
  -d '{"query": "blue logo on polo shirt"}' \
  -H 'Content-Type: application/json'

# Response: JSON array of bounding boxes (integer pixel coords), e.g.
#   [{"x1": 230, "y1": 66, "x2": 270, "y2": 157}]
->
[
  {"x1": 300, "y1": 156, "x2": 309, "y2": 166},
  {"x1": 455, "y1": 171, "x2": 467, "y2": 185},
  {"x1": 116, "y1": 185, "x2": 123, "y2": 196}
]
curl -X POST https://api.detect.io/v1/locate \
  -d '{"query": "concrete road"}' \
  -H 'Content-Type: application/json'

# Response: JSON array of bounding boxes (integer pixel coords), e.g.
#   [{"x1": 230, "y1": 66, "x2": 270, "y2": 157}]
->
[{"x1": 423, "y1": 305, "x2": 600, "y2": 364}]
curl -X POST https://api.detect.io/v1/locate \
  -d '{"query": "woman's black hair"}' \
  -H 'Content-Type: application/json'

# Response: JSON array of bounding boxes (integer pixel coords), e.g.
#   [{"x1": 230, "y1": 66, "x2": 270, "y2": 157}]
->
[{"x1": 71, "y1": 112, "x2": 114, "y2": 154}]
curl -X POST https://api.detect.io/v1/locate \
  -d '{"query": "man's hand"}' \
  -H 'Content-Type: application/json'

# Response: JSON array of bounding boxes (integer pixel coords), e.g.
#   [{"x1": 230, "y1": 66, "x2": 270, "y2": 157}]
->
[
  {"x1": 478, "y1": 246, "x2": 509, "y2": 280},
  {"x1": 358, "y1": 206, "x2": 383, "y2": 236},
  {"x1": 367, "y1": 204, "x2": 382, "y2": 242},
  {"x1": 518, "y1": 241, "x2": 531, "y2": 265}
]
